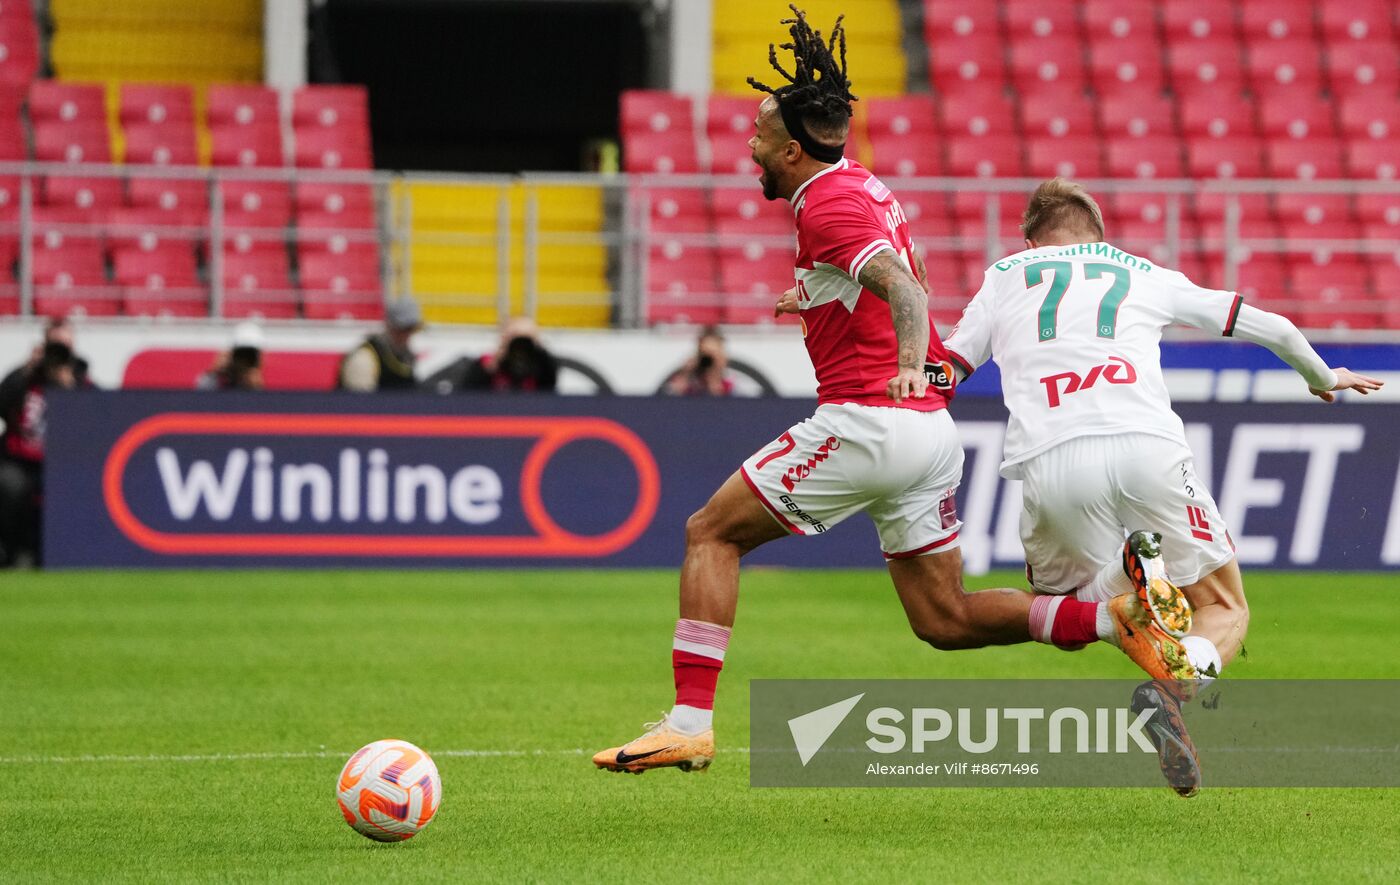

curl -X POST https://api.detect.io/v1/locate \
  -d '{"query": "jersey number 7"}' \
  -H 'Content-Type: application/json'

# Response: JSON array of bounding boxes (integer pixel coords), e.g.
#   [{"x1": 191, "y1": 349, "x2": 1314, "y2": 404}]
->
[{"x1": 1024, "y1": 260, "x2": 1132, "y2": 341}]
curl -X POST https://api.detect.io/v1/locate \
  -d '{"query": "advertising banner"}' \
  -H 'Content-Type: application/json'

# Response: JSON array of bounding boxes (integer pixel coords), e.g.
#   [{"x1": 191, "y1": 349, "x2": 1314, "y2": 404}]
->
[{"x1": 44, "y1": 391, "x2": 1400, "y2": 570}]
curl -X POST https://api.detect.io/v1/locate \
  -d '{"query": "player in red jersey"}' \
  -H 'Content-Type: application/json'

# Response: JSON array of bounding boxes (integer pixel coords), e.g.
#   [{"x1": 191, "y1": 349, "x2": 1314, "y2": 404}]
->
[{"x1": 592, "y1": 7, "x2": 1193, "y2": 775}]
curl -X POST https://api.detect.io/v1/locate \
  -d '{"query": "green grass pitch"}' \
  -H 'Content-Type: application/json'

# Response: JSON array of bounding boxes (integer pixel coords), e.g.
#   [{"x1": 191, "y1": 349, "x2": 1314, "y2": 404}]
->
[{"x1": 3, "y1": 569, "x2": 1398, "y2": 883}]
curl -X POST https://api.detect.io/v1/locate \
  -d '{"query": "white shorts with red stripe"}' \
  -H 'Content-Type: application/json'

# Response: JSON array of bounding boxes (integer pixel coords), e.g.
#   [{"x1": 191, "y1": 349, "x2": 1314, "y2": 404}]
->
[
  {"x1": 1018, "y1": 432, "x2": 1236, "y2": 594},
  {"x1": 739, "y1": 403, "x2": 963, "y2": 559}
]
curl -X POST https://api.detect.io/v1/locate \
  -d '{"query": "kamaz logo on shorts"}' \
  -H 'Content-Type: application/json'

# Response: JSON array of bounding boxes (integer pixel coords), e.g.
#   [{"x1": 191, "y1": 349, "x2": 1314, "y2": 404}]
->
[
  {"x1": 781, "y1": 436, "x2": 841, "y2": 493},
  {"x1": 923, "y1": 360, "x2": 955, "y2": 391},
  {"x1": 778, "y1": 494, "x2": 827, "y2": 533},
  {"x1": 1039, "y1": 356, "x2": 1138, "y2": 408}
]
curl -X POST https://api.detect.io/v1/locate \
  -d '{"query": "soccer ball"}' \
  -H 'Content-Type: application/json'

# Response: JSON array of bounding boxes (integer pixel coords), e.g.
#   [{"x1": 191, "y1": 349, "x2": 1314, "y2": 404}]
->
[{"x1": 336, "y1": 739, "x2": 442, "y2": 842}]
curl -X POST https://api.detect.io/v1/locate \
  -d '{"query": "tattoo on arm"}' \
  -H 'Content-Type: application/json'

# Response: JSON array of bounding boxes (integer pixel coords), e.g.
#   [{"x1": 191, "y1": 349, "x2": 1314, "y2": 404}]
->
[
  {"x1": 859, "y1": 250, "x2": 929, "y2": 370},
  {"x1": 912, "y1": 247, "x2": 930, "y2": 294}
]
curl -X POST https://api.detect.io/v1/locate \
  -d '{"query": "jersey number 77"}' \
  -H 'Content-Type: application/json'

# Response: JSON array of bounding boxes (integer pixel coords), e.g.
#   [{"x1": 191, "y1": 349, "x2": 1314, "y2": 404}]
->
[{"x1": 1024, "y1": 260, "x2": 1132, "y2": 341}]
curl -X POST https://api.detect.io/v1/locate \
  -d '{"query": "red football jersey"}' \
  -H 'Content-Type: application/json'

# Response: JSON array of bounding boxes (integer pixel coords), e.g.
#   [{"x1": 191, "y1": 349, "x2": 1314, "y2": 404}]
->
[{"x1": 791, "y1": 158, "x2": 953, "y2": 411}]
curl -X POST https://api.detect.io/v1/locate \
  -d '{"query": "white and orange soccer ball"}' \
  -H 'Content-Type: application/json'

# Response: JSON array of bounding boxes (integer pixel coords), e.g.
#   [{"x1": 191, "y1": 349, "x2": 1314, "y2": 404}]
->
[{"x1": 336, "y1": 739, "x2": 442, "y2": 842}]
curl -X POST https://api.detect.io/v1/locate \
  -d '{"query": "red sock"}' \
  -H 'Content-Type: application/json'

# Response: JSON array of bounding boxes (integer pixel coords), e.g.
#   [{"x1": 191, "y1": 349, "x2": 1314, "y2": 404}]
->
[
  {"x1": 672, "y1": 619, "x2": 731, "y2": 710},
  {"x1": 1029, "y1": 595, "x2": 1100, "y2": 650}
]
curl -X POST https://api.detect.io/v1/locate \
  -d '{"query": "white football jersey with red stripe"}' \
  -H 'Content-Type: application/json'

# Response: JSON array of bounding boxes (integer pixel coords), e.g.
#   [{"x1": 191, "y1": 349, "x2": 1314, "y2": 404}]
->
[
  {"x1": 792, "y1": 158, "x2": 954, "y2": 412},
  {"x1": 943, "y1": 243, "x2": 1242, "y2": 478}
]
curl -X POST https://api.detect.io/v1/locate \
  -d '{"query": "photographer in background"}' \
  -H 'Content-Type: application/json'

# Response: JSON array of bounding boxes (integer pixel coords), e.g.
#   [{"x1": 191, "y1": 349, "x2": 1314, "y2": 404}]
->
[
  {"x1": 663, "y1": 325, "x2": 735, "y2": 397},
  {"x1": 0, "y1": 318, "x2": 82, "y2": 567},
  {"x1": 197, "y1": 322, "x2": 266, "y2": 391},
  {"x1": 460, "y1": 317, "x2": 559, "y2": 393},
  {"x1": 338, "y1": 299, "x2": 423, "y2": 392}
]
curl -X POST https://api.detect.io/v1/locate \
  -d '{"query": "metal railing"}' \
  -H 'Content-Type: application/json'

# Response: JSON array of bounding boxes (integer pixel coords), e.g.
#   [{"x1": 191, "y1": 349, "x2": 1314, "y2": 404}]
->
[{"x1": 3, "y1": 161, "x2": 1398, "y2": 329}]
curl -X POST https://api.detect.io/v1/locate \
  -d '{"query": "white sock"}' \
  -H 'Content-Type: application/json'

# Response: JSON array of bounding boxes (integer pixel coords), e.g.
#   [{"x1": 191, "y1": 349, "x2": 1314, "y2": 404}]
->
[
  {"x1": 1181, "y1": 635, "x2": 1223, "y2": 681},
  {"x1": 1075, "y1": 557, "x2": 1136, "y2": 605},
  {"x1": 1095, "y1": 604, "x2": 1121, "y2": 648},
  {"x1": 668, "y1": 704, "x2": 712, "y2": 735}
]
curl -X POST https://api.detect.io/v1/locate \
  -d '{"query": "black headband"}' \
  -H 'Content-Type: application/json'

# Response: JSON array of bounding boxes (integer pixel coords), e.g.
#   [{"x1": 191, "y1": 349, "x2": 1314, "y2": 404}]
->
[{"x1": 777, "y1": 97, "x2": 845, "y2": 164}]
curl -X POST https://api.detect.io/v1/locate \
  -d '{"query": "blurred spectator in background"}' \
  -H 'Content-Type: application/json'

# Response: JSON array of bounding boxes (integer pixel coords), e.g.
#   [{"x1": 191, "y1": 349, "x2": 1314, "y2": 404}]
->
[
  {"x1": 663, "y1": 326, "x2": 735, "y2": 397},
  {"x1": 198, "y1": 322, "x2": 266, "y2": 391},
  {"x1": 0, "y1": 318, "x2": 83, "y2": 566},
  {"x1": 338, "y1": 299, "x2": 423, "y2": 392},
  {"x1": 458, "y1": 317, "x2": 559, "y2": 393}
]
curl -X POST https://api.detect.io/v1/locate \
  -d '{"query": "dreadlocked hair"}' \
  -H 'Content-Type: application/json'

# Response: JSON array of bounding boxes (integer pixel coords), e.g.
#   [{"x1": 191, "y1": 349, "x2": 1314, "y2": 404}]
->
[{"x1": 747, "y1": 4, "x2": 857, "y2": 143}]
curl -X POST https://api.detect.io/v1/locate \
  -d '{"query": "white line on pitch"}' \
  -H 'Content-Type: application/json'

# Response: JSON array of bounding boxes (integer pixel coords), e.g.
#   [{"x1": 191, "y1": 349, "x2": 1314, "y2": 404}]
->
[{"x1": 0, "y1": 747, "x2": 752, "y2": 765}]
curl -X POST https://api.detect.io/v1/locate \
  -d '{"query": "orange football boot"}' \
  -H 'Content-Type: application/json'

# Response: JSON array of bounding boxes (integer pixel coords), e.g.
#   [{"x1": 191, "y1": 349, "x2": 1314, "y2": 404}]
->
[
  {"x1": 593, "y1": 715, "x2": 715, "y2": 774},
  {"x1": 1108, "y1": 590, "x2": 1199, "y2": 685},
  {"x1": 1123, "y1": 530, "x2": 1193, "y2": 639}
]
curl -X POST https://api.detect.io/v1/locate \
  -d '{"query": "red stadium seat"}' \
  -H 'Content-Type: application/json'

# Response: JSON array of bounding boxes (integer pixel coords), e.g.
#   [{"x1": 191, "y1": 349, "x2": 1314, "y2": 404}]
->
[
  {"x1": 1246, "y1": 40, "x2": 1324, "y2": 97},
  {"x1": 1019, "y1": 92, "x2": 1097, "y2": 139},
  {"x1": 1194, "y1": 191, "x2": 1273, "y2": 230},
  {"x1": 1289, "y1": 257, "x2": 1378, "y2": 330},
  {"x1": 1241, "y1": 2, "x2": 1317, "y2": 41},
  {"x1": 927, "y1": 33, "x2": 1006, "y2": 90},
  {"x1": 1276, "y1": 193, "x2": 1361, "y2": 241},
  {"x1": 1083, "y1": 0, "x2": 1156, "y2": 40},
  {"x1": 114, "y1": 246, "x2": 204, "y2": 318},
  {"x1": 1166, "y1": 39, "x2": 1246, "y2": 96},
  {"x1": 647, "y1": 240, "x2": 720, "y2": 325},
  {"x1": 711, "y1": 186, "x2": 789, "y2": 236},
  {"x1": 1356, "y1": 193, "x2": 1400, "y2": 237},
  {"x1": 1257, "y1": 95, "x2": 1336, "y2": 141},
  {"x1": 29, "y1": 81, "x2": 104, "y2": 124},
  {"x1": 707, "y1": 134, "x2": 754, "y2": 175},
  {"x1": 293, "y1": 128, "x2": 372, "y2": 170},
  {"x1": 922, "y1": 1, "x2": 998, "y2": 40},
  {"x1": 298, "y1": 249, "x2": 382, "y2": 320},
  {"x1": 950, "y1": 192, "x2": 1025, "y2": 243},
  {"x1": 719, "y1": 242, "x2": 792, "y2": 303},
  {"x1": 1086, "y1": 38, "x2": 1166, "y2": 91},
  {"x1": 294, "y1": 181, "x2": 375, "y2": 230},
  {"x1": 1337, "y1": 91, "x2": 1399, "y2": 140},
  {"x1": 1008, "y1": 39, "x2": 1088, "y2": 91},
  {"x1": 42, "y1": 175, "x2": 122, "y2": 217},
  {"x1": 635, "y1": 186, "x2": 709, "y2": 233},
  {"x1": 1371, "y1": 259, "x2": 1400, "y2": 327},
  {"x1": 292, "y1": 85, "x2": 369, "y2": 131},
  {"x1": 0, "y1": 0, "x2": 33, "y2": 19},
  {"x1": 106, "y1": 205, "x2": 199, "y2": 256},
  {"x1": 1231, "y1": 253, "x2": 1289, "y2": 303},
  {"x1": 937, "y1": 85, "x2": 1016, "y2": 137},
  {"x1": 705, "y1": 95, "x2": 757, "y2": 140},
  {"x1": 1105, "y1": 139, "x2": 1185, "y2": 179},
  {"x1": 868, "y1": 133, "x2": 944, "y2": 178},
  {"x1": 119, "y1": 83, "x2": 194, "y2": 126},
  {"x1": 1326, "y1": 42, "x2": 1400, "y2": 95},
  {"x1": 207, "y1": 84, "x2": 280, "y2": 128},
  {"x1": 211, "y1": 124, "x2": 284, "y2": 167},
  {"x1": 33, "y1": 121, "x2": 112, "y2": 164},
  {"x1": 1179, "y1": 93, "x2": 1257, "y2": 139},
  {"x1": 1344, "y1": 139, "x2": 1400, "y2": 179},
  {"x1": 0, "y1": 17, "x2": 37, "y2": 85},
  {"x1": 946, "y1": 135, "x2": 1023, "y2": 177},
  {"x1": 221, "y1": 249, "x2": 297, "y2": 319},
  {"x1": 1321, "y1": 1, "x2": 1394, "y2": 43},
  {"x1": 623, "y1": 131, "x2": 699, "y2": 174},
  {"x1": 31, "y1": 206, "x2": 99, "y2": 253},
  {"x1": 1266, "y1": 139, "x2": 1345, "y2": 180},
  {"x1": 1003, "y1": 0, "x2": 1077, "y2": 38},
  {"x1": 1161, "y1": 2, "x2": 1237, "y2": 41},
  {"x1": 1025, "y1": 136, "x2": 1104, "y2": 179},
  {"x1": 31, "y1": 242, "x2": 118, "y2": 317},
  {"x1": 865, "y1": 95, "x2": 936, "y2": 139},
  {"x1": 219, "y1": 179, "x2": 293, "y2": 229},
  {"x1": 123, "y1": 124, "x2": 199, "y2": 166},
  {"x1": 1187, "y1": 137, "x2": 1267, "y2": 179},
  {"x1": 128, "y1": 176, "x2": 208, "y2": 222},
  {"x1": 622, "y1": 90, "x2": 694, "y2": 135},
  {"x1": 1098, "y1": 89, "x2": 1176, "y2": 139}
]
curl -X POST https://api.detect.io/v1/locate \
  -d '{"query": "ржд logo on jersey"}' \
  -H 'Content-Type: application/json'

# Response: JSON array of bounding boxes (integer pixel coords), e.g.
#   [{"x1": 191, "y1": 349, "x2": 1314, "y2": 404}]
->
[{"x1": 1039, "y1": 356, "x2": 1138, "y2": 408}]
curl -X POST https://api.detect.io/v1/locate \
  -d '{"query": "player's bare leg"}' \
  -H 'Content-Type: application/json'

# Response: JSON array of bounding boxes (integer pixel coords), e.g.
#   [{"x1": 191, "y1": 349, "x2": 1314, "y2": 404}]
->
[
  {"x1": 1179, "y1": 557, "x2": 1248, "y2": 669},
  {"x1": 887, "y1": 546, "x2": 1034, "y2": 649},
  {"x1": 593, "y1": 471, "x2": 786, "y2": 774}
]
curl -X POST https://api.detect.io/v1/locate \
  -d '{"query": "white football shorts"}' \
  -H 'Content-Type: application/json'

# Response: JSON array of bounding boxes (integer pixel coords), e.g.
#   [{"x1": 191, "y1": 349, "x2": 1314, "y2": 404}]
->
[
  {"x1": 1018, "y1": 432, "x2": 1236, "y2": 595},
  {"x1": 739, "y1": 403, "x2": 964, "y2": 559}
]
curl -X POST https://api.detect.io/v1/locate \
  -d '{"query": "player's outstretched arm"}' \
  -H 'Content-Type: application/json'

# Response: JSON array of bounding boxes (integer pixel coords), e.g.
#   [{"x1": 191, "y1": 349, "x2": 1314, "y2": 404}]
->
[
  {"x1": 1231, "y1": 303, "x2": 1385, "y2": 402},
  {"x1": 1308, "y1": 367, "x2": 1385, "y2": 403},
  {"x1": 859, "y1": 249, "x2": 929, "y2": 403}
]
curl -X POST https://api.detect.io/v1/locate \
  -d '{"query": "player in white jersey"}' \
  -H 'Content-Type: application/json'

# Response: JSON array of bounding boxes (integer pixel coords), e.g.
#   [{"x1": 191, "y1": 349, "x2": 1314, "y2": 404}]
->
[{"x1": 943, "y1": 177, "x2": 1383, "y2": 679}]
